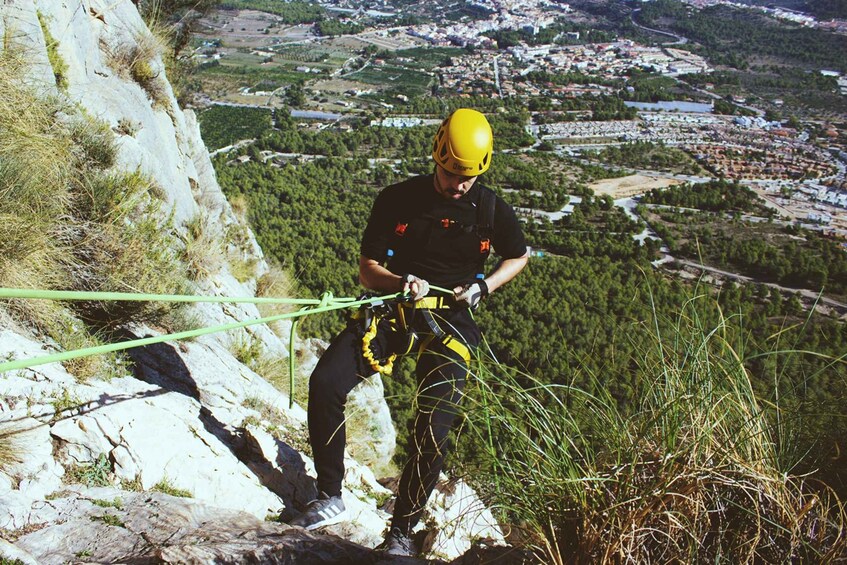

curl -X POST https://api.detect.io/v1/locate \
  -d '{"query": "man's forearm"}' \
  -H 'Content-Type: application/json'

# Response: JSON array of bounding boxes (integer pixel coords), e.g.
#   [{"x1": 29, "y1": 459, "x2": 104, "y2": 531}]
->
[
  {"x1": 359, "y1": 256, "x2": 404, "y2": 293},
  {"x1": 484, "y1": 251, "x2": 529, "y2": 294}
]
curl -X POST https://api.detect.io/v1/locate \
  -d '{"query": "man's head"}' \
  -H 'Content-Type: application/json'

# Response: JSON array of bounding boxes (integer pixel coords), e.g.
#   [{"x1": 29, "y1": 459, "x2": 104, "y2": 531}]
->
[{"x1": 432, "y1": 108, "x2": 493, "y2": 177}]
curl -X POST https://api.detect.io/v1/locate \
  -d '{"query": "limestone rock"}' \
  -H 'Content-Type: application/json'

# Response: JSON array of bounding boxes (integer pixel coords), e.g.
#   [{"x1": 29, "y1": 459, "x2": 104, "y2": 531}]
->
[
  {"x1": 381, "y1": 476, "x2": 506, "y2": 561},
  {"x1": 47, "y1": 376, "x2": 284, "y2": 519},
  {"x1": 2, "y1": 416, "x2": 64, "y2": 501},
  {"x1": 13, "y1": 487, "x2": 437, "y2": 565},
  {"x1": 424, "y1": 479, "x2": 506, "y2": 560}
]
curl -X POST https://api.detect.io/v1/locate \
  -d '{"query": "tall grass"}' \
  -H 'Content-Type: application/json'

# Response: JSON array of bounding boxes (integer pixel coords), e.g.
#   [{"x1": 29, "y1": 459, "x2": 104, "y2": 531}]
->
[
  {"x1": 255, "y1": 260, "x2": 299, "y2": 337},
  {"x1": 0, "y1": 425, "x2": 22, "y2": 473},
  {"x1": 0, "y1": 48, "x2": 190, "y2": 377},
  {"x1": 458, "y1": 294, "x2": 846, "y2": 563},
  {"x1": 180, "y1": 213, "x2": 224, "y2": 281}
]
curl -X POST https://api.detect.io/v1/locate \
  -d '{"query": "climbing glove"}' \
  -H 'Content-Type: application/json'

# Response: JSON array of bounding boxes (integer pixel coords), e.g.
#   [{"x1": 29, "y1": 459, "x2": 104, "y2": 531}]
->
[
  {"x1": 453, "y1": 280, "x2": 489, "y2": 310},
  {"x1": 402, "y1": 274, "x2": 430, "y2": 301}
]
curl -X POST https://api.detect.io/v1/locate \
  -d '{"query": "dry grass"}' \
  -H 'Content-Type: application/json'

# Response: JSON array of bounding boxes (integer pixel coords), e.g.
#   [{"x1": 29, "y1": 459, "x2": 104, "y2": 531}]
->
[
  {"x1": 255, "y1": 261, "x2": 299, "y2": 336},
  {"x1": 180, "y1": 213, "x2": 224, "y2": 281},
  {"x1": 0, "y1": 48, "x2": 190, "y2": 377},
  {"x1": 0, "y1": 425, "x2": 23, "y2": 473},
  {"x1": 103, "y1": 31, "x2": 169, "y2": 108},
  {"x1": 460, "y1": 294, "x2": 847, "y2": 563},
  {"x1": 0, "y1": 52, "x2": 75, "y2": 328},
  {"x1": 230, "y1": 333, "x2": 289, "y2": 388},
  {"x1": 225, "y1": 222, "x2": 258, "y2": 282}
]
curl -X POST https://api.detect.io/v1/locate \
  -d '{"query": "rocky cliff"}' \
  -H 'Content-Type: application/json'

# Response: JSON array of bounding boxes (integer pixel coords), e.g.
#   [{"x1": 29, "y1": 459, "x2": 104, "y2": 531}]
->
[{"x1": 0, "y1": 1, "x2": 503, "y2": 563}]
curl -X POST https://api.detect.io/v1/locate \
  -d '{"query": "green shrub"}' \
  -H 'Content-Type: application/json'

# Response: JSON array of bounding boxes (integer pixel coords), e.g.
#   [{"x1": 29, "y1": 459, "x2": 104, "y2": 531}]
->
[
  {"x1": 152, "y1": 477, "x2": 192, "y2": 498},
  {"x1": 51, "y1": 388, "x2": 81, "y2": 417},
  {"x1": 37, "y1": 12, "x2": 68, "y2": 90},
  {"x1": 66, "y1": 453, "x2": 112, "y2": 487}
]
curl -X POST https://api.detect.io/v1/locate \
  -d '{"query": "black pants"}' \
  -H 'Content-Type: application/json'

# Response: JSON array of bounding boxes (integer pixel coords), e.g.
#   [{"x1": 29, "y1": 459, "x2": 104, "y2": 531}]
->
[{"x1": 307, "y1": 306, "x2": 480, "y2": 533}]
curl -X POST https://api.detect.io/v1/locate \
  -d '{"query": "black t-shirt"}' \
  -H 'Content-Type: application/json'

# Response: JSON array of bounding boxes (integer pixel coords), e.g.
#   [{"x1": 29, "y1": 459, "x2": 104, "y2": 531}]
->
[{"x1": 360, "y1": 174, "x2": 527, "y2": 288}]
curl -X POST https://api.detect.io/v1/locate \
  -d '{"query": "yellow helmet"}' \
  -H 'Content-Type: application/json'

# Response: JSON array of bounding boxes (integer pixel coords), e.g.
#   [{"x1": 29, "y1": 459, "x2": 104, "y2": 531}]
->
[{"x1": 432, "y1": 108, "x2": 493, "y2": 176}]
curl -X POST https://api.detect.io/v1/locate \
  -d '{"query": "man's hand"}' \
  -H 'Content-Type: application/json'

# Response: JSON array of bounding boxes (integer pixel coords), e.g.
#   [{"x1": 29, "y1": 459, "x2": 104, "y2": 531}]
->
[
  {"x1": 453, "y1": 280, "x2": 489, "y2": 309},
  {"x1": 402, "y1": 274, "x2": 430, "y2": 301}
]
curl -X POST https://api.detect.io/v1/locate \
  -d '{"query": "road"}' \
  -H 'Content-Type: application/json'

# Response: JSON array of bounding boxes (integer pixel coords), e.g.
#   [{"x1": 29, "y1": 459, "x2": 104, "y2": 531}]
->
[
  {"x1": 673, "y1": 258, "x2": 847, "y2": 314},
  {"x1": 631, "y1": 9, "x2": 687, "y2": 45}
]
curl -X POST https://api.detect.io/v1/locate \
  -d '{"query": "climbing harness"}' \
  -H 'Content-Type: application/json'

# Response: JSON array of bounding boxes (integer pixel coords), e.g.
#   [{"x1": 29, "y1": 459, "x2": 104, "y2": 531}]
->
[
  {"x1": 357, "y1": 291, "x2": 472, "y2": 376},
  {"x1": 364, "y1": 185, "x2": 497, "y2": 376}
]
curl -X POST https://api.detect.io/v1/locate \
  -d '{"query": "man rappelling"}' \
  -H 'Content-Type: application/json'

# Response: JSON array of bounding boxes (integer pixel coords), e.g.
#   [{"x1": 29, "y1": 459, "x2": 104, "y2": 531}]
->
[{"x1": 290, "y1": 108, "x2": 529, "y2": 557}]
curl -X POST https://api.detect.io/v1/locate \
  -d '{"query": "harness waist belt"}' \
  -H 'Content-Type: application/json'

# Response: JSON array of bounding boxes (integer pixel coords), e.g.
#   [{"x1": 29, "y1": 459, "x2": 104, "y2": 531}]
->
[{"x1": 401, "y1": 296, "x2": 454, "y2": 309}]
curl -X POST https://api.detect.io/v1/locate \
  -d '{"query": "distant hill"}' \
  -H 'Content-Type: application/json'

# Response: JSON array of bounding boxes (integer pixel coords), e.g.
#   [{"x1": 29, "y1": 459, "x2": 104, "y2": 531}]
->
[{"x1": 708, "y1": 0, "x2": 847, "y2": 19}]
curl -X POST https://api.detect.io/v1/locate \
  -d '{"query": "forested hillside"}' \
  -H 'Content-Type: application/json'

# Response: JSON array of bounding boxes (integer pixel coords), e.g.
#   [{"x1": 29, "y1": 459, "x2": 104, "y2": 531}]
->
[
  {"x1": 637, "y1": 0, "x2": 847, "y2": 72},
  {"x1": 207, "y1": 109, "x2": 847, "y2": 501}
]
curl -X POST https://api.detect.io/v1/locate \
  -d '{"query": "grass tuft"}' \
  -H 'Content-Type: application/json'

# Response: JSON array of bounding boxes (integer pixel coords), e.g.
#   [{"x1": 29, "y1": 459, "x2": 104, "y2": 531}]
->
[
  {"x1": 256, "y1": 261, "x2": 299, "y2": 335},
  {"x1": 231, "y1": 334, "x2": 290, "y2": 390},
  {"x1": 180, "y1": 213, "x2": 223, "y2": 281},
  {"x1": 70, "y1": 170, "x2": 190, "y2": 327},
  {"x1": 224, "y1": 222, "x2": 259, "y2": 282},
  {"x1": 91, "y1": 497, "x2": 122, "y2": 509},
  {"x1": 65, "y1": 453, "x2": 112, "y2": 487},
  {"x1": 103, "y1": 32, "x2": 169, "y2": 108},
  {"x1": 90, "y1": 513, "x2": 125, "y2": 528},
  {"x1": 152, "y1": 477, "x2": 192, "y2": 498},
  {"x1": 459, "y1": 294, "x2": 847, "y2": 563},
  {"x1": 0, "y1": 425, "x2": 23, "y2": 473}
]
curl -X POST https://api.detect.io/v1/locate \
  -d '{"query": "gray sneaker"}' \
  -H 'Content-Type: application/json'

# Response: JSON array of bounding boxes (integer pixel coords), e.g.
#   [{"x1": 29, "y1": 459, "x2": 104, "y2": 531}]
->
[
  {"x1": 381, "y1": 527, "x2": 417, "y2": 557},
  {"x1": 289, "y1": 491, "x2": 346, "y2": 530}
]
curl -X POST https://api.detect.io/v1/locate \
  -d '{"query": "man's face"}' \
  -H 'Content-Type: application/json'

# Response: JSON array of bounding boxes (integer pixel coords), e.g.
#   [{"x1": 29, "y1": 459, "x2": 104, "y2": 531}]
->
[{"x1": 433, "y1": 166, "x2": 478, "y2": 200}]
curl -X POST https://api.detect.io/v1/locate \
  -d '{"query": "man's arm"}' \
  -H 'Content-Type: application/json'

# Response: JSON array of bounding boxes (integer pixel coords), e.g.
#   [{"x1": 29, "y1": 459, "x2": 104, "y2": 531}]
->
[
  {"x1": 452, "y1": 249, "x2": 529, "y2": 309},
  {"x1": 482, "y1": 250, "x2": 529, "y2": 294},
  {"x1": 359, "y1": 256, "x2": 403, "y2": 293},
  {"x1": 359, "y1": 256, "x2": 429, "y2": 300}
]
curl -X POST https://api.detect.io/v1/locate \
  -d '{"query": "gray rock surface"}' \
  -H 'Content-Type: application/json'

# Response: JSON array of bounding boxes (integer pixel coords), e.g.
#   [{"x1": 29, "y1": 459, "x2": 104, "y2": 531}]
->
[{"x1": 13, "y1": 487, "x2": 438, "y2": 564}]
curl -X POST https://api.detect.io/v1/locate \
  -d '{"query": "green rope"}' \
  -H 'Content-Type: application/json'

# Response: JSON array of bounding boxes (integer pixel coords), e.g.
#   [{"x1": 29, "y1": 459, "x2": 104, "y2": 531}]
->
[
  {"x1": 0, "y1": 291, "x2": 402, "y2": 376},
  {"x1": 0, "y1": 285, "x2": 461, "y2": 405},
  {"x1": 0, "y1": 287, "x2": 356, "y2": 305},
  {"x1": 289, "y1": 306, "x2": 310, "y2": 409}
]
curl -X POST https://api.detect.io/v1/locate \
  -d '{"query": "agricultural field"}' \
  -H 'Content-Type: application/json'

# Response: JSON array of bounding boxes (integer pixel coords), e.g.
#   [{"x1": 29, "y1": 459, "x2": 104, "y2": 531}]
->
[{"x1": 193, "y1": 9, "x2": 440, "y2": 110}]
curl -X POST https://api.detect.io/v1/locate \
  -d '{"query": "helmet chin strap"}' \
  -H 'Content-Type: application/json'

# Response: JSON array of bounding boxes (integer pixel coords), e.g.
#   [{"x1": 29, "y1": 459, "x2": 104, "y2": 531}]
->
[{"x1": 433, "y1": 165, "x2": 474, "y2": 199}]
